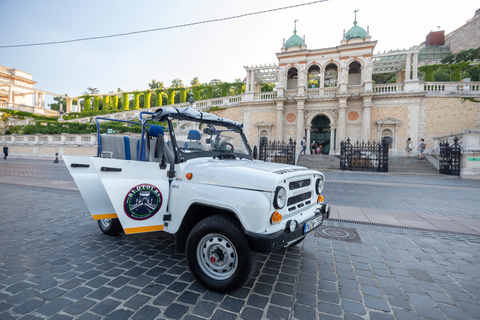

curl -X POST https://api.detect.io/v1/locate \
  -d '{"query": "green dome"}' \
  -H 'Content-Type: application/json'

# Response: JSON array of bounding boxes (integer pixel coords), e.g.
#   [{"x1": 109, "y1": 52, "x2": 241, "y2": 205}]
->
[
  {"x1": 345, "y1": 25, "x2": 367, "y2": 40},
  {"x1": 285, "y1": 33, "x2": 303, "y2": 48},
  {"x1": 345, "y1": 10, "x2": 367, "y2": 40}
]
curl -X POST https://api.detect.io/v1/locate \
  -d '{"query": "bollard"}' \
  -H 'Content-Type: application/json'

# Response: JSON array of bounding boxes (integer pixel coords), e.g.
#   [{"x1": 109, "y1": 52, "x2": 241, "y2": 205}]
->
[{"x1": 54, "y1": 152, "x2": 59, "y2": 163}]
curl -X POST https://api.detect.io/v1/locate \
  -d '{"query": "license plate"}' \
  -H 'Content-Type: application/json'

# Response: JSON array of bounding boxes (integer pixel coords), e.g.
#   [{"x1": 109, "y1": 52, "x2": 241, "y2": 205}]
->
[{"x1": 303, "y1": 215, "x2": 323, "y2": 234}]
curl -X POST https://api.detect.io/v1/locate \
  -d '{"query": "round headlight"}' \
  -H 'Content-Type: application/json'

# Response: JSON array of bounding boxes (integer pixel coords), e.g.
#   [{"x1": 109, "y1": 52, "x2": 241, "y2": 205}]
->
[
  {"x1": 273, "y1": 186, "x2": 287, "y2": 209},
  {"x1": 315, "y1": 176, "x2": 324, "y2": 194}
]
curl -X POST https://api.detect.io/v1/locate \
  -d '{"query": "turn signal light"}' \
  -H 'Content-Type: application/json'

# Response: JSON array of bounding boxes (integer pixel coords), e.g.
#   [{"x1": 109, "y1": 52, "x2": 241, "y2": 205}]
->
[
  {"x1": 186, "y1": 173, "x2": 193, "y2": 180},
  {"x1": 317, "y1": 195, "x2": 324, "y2": 203},
  {"x1": 271, "y1": 212, "x2": 282, "y2": 225}
]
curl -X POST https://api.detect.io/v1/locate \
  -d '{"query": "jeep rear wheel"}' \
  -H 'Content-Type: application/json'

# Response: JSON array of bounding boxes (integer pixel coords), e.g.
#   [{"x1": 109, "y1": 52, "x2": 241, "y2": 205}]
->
[
  {"x1": 186, "y1": 215, "x2": 257, "y2": 293},
  {"x1": 98, "y1": 218, "x2": 123, "y2": 236}
]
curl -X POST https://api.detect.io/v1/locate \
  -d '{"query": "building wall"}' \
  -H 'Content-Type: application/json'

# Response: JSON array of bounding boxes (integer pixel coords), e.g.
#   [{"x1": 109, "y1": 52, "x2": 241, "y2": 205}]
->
[
  {"x1": 370, "y1": 105, "x2": 409, "y2": 142},
  {"x1": 424, "y1": 98, "x2": 479, "y2": 144},
  {"x1": 445, "y1": 13, "x2": 480, "y2": 53}
]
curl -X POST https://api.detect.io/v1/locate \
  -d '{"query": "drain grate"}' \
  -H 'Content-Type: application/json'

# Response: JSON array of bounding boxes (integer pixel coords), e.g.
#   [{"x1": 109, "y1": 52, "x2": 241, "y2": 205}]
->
[{"x1": 314, "y1": 226, "x2": 362, "y2": 243}]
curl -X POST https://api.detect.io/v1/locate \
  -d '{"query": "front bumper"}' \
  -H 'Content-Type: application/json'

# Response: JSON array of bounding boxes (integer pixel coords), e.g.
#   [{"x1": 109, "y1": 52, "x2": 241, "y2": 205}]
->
[{"x1": 245, "y1": 204, "x2": 331, "y2": 254}]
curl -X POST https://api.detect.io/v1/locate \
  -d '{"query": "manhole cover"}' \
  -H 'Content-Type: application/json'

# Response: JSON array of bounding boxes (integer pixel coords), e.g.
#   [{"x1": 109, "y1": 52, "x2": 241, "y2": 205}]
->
[{"x1": 314, "y1": 226, "x2": 362, "y2": 243}]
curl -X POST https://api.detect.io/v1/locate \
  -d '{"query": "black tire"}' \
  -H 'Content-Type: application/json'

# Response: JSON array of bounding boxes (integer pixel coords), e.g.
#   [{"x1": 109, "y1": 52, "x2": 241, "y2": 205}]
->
[
  {"x1": 97, "y1": 218, "x2": 123, "y2": 236},
  {"x1": 287, "y1": 236, "x2": 305, "y2": 248},
  {"x1": 186, "y1": 215, "x2": 257, "y2": 293}
]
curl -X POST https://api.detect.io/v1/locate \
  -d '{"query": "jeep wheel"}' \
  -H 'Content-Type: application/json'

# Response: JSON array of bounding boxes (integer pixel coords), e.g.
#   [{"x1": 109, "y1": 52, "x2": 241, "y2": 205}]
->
[
  {"x1": 97, "y1": 218, "x2": 123, "y2": 236},
  {"x1": 186, "y1": 215, "x2": 257, "y2": 293}
]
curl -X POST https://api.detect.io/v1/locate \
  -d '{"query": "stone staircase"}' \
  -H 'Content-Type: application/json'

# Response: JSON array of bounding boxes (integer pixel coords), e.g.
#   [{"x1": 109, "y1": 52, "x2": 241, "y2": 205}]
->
[
  {"x1": 388, "y1": 156, "x2": 439, "y2": 174},
  {"x1": 297, "y1": 154, "x2": 440, "y2": 174},
  {"x1": 297, "y1": 154, "x2": 340, "y2": 170}
]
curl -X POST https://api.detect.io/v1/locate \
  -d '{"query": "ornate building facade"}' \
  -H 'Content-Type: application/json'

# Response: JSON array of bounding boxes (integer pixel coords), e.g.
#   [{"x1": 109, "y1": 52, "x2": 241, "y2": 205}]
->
[{"x1": 220, "y1": 15, "x2": 479, "y2": 156}]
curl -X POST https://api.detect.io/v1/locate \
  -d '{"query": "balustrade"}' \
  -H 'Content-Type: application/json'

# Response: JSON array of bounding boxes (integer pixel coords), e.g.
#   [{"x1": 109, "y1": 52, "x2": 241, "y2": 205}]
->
[{"x1": 372, "y1": 84, "x2": 404, "y2": 93}]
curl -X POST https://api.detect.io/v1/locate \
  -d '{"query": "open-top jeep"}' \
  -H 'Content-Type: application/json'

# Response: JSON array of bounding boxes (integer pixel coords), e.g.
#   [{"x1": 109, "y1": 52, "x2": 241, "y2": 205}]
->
[{"x1": 64, "y1": 106, "x2": 330, "y2": 293}]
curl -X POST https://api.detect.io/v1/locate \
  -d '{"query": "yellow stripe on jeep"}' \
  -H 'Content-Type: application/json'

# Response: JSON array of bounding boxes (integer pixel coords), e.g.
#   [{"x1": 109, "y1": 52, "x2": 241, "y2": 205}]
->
[
  {"x1": 124, "y1": 225, "x2": 164, "y2": 234},
  {"x1": 92, "y1": 213, "x2": 118, "y2": 220}
]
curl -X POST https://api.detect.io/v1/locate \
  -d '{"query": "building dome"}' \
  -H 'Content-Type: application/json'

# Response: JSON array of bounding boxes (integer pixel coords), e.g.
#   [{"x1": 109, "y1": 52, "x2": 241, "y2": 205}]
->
[
  {"x1": 345, "y1": 25, "x2": 367, "y2": 40},
  {"x1": 285, "y1": 33, "x2": 303, "y2": 48},
  {"x1": 284, "y1": 20, "x2": 304, "y2": 49},
  {"x1": 345, "y1": 10, "x2": 367, "y2": 40}
]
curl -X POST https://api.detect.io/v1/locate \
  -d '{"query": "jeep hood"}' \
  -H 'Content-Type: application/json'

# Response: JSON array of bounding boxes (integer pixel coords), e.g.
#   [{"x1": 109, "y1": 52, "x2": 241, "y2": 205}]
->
[{"x1": 183, "y1": 159, "x2": 315, "y2": 191}]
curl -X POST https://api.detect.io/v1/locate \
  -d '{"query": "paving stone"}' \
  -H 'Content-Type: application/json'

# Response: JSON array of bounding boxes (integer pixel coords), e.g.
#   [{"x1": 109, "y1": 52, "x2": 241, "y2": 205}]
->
[
  {"x1": 192, "y1": 301, "x2": 216, "y2": 317},
  {"x1": 132, "y1": 305, "x2": 161, "y2": 320},
  {"x1": 266, "y1": 306, "x2": 290, "y2": 320},
  {"x1": 317, "y1": 301, "x2": 342, "y2": 316},
  {"x1": 342, "y1": 300, "x2": 366, "y2": 315},
  {"x1": 63, "y1": 299, "x2": 95, "y2": 316},
  {"x1": 90, "y1": 299, "x2": 121, "y2": 316},
  {"x1": 12, "y1": 298, "x2": 44, "y2": 315},
  {"x1": 241, "y1": 306, "x2": 264, "y2": 320},
  {"x1": 364, "y1": 296, "x2": 391, "y2": 312},
  {"x1": 294, "y1": 304, "x2": 316, "y2": 320},
  {"x1": 124, "y1": 294, "x2": 151, "y2": 310}
]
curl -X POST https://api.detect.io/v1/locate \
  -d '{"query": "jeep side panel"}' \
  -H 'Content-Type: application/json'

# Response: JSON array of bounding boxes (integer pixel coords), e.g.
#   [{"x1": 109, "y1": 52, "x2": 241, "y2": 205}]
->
[
  {"x1": 90, "y1": 157, "x2": 170, "y2": 235},
  {"x1": 63, "y1": 155, "x2": 116, "y2": 220}
]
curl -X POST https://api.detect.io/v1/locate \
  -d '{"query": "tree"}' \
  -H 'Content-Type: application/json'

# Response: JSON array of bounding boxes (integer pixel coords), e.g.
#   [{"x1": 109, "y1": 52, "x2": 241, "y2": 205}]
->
[
  {"x1": 49, "y1": 96, "x2": 66, "y2": 111},
  {"x1": 83, "y1": 87, "x2": 100, "y2": 95},
  {"x1": 149, "y1": 80, "x2": 164, "y2": 90},
  {"x1": 190, "y1": 77, "x2": 201, "y2": 86},
  {"x1": 170, "y1": 78, "x2": 184, "y2": 88},
  {"x1": 261, "y1": 83, "x2": 275, "y2": 92}
]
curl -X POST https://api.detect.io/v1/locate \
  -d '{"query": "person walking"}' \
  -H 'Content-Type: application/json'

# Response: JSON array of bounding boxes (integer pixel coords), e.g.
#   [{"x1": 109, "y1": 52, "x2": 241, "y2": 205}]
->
[
  {"x1": 312, "y1": 141, "x2": 317, "y2": 154},
  {"x1": 317, "y1": 141, "x2": 322, "y2": 155},
  {"x1": 300, "y1": 137, "x2": 306, "y2": 154},
  {"x1": 405, "y1": 137, "x2": 413, "y2": 157},
  {"x1": 418, "y1": 139, "x2": 426, "y2": 160},
  {"x1": 3, "y1": 144, "x2": 8, "y2": 160}
]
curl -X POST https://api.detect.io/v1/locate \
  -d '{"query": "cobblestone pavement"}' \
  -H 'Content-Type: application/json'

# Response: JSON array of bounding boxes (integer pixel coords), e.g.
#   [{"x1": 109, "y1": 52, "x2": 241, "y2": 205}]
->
[{"x1": 1, "y1": 160, "x2": 480, "y2": 319}]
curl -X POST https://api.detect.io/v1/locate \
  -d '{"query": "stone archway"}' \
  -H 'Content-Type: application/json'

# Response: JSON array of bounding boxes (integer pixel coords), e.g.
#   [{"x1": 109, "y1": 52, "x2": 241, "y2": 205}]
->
[{"x1": 310, "y1": 115, "x2": 331, "y2": 154}]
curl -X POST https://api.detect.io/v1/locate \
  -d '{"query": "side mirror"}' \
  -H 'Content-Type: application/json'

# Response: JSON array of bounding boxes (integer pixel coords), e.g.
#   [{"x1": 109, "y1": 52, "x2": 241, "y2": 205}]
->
[{"x1": 253, "y1": 145, "x2": 258, "y2": 159}]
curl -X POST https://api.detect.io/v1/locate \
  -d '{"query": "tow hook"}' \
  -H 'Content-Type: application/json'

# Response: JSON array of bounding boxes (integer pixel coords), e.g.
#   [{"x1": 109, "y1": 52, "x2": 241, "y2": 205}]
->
[{"x1": 320, "y1": 204, "x2": 331, "y2": 219}]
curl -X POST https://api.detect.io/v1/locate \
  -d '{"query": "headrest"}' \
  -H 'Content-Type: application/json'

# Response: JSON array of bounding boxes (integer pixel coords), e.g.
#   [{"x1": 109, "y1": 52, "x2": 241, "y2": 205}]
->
[
  {"x1": 187, "y1": 130, "x2": 201, "y2": 141},
  {"x1": 149, "y1": 125, "x2": 164, "y2": 137}
]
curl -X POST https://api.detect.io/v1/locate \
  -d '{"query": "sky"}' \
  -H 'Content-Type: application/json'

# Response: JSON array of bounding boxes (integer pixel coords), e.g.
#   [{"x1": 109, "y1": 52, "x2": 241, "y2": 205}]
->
[{"x1": 1, "y1": 0, "x2": 479, "y2": 105}]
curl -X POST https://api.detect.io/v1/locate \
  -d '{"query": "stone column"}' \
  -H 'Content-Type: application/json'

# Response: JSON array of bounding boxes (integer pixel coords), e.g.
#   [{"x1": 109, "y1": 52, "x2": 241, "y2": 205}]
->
[
  {"x1": 295, "y1": 98, "x2": 306, "y2": 152},
  {"x1": 8, "y1": 86, "x2": 13, "y2": 107},
  {"x1": 361, "y1": 95, "x2": 373, "y2": 142},
  {"x1": 66, "y1": 98, "x2": 73, "y2": 113},
  {"x1": 305, "y1": 124, "x2": 312, "y2": 154},
  {"x1": 33, "y1": 91, "x2": 38, "y2": 107},
  {"x1": 329, "y1": 126, "x2": 336, "y2": 155},
  {"x1": 364, "y1": 55, "x2": 373, "y2": 92},
  {"x1": 337, "y1": 98, "x2": 347, "y2": 150},
  {"x1": 405, "y1": 53, "x2": 411, "y2": 81},
  {"x1": 320, "y1": 70, "x2": 325, "y2": 90},
  {"x1": 245, "y1": 70, "x2": 251, "y2": 92},
  {"x1": 275, "y1": 99, "x2": 285, "y2": 141},
  {"x1": 412, "y1": 52, "x2": 419, "y2": 81}
]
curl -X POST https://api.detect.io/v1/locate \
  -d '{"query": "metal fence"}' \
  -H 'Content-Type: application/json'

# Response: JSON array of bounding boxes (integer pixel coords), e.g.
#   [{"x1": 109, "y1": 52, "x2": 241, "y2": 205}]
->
[
  {"x1": 258, "y1": 138, "x2": 296, "y2": 165},
  {"x1": 439, "y1": 137, "x2": 461, "y2": 175},
  {"x1": 340, "y1": 138, "x2": 389, "y2": 172}
]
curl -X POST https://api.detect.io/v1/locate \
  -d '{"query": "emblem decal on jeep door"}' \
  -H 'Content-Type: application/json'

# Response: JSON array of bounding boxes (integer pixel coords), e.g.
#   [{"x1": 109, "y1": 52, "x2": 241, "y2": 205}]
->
[{"x1": 124, "y1": 184, "x2": 162, "y2": 220}]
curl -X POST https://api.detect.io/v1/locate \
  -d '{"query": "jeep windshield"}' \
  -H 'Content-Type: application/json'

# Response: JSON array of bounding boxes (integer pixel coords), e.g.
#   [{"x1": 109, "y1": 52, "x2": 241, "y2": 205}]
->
[{"x1": 150, "y1": 107, "x2": 253, "y2": 161}]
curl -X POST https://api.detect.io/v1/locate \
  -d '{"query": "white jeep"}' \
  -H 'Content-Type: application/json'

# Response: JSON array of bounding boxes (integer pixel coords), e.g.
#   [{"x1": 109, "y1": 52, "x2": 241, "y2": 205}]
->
[{"x1": 64, "y1": 106, "x2": 330, "y2": 293}]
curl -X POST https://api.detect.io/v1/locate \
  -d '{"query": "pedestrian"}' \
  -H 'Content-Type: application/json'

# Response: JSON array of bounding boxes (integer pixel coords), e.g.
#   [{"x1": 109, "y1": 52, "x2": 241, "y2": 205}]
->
[
  {"x1": 317, "y1": 141, "x2": 322, "y2": 155},
  {"x1": 312, "y1": 141, "x2": 317, "y2": 154},
  {"x1": 418, "y1": 139, "x2": 426, "y2": 159},
  {"x1": 300, "y1": 137, "x2": 306, "y2": 154},
  {"x1": 3, "y1": 144, "x2": 8, "y2": 160},
  {"x1": 405, "y1": 137, "x2": 413, "y2": 157}
]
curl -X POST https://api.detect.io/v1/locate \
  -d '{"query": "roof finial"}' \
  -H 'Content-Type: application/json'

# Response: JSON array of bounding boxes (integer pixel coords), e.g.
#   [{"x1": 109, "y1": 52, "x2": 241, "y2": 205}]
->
[
  {"x1": 354, "y1": 9, "x2": 359, "y2": 26},
  {"x1": 294, "y1": 19, "x2": 299, "y2": 35}
]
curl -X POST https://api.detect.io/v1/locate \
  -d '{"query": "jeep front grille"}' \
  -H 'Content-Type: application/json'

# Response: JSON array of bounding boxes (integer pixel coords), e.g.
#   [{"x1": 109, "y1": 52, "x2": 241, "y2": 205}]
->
[
  {"x1": 289, "y1": 179, "x2": 311, "y2": 190},
  {"x1": 287, "y1": 191, "x2": 312, "y2": 206}
]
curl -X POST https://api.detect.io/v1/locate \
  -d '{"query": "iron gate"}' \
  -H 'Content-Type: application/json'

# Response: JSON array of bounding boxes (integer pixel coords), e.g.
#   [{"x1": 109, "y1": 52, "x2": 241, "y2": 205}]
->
[
  {"x1": 340, "y1": 138, "x2": 389, "y2": 172},
  {"x1": 258, "y1": 138, "x2": 296, "y2": 165},
  {"x1": 439, "y1": 137, "x2": 461, "y2": 175}
]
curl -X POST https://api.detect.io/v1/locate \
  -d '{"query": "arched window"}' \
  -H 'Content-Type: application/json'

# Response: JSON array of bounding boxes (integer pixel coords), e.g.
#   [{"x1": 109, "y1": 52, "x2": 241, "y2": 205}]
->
[
  {"x1": 348, "y1": 61, "x2": 362, "y2": 85},
  {"x1": 324, "y1": 63, "x2": 338, "y2": 87},
  {"x1": 287, "y1": 68, "x2": 298, "y2": 90},
  {"x1": 308, "y1": 65, "x2": 320, "y2": 88}
]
